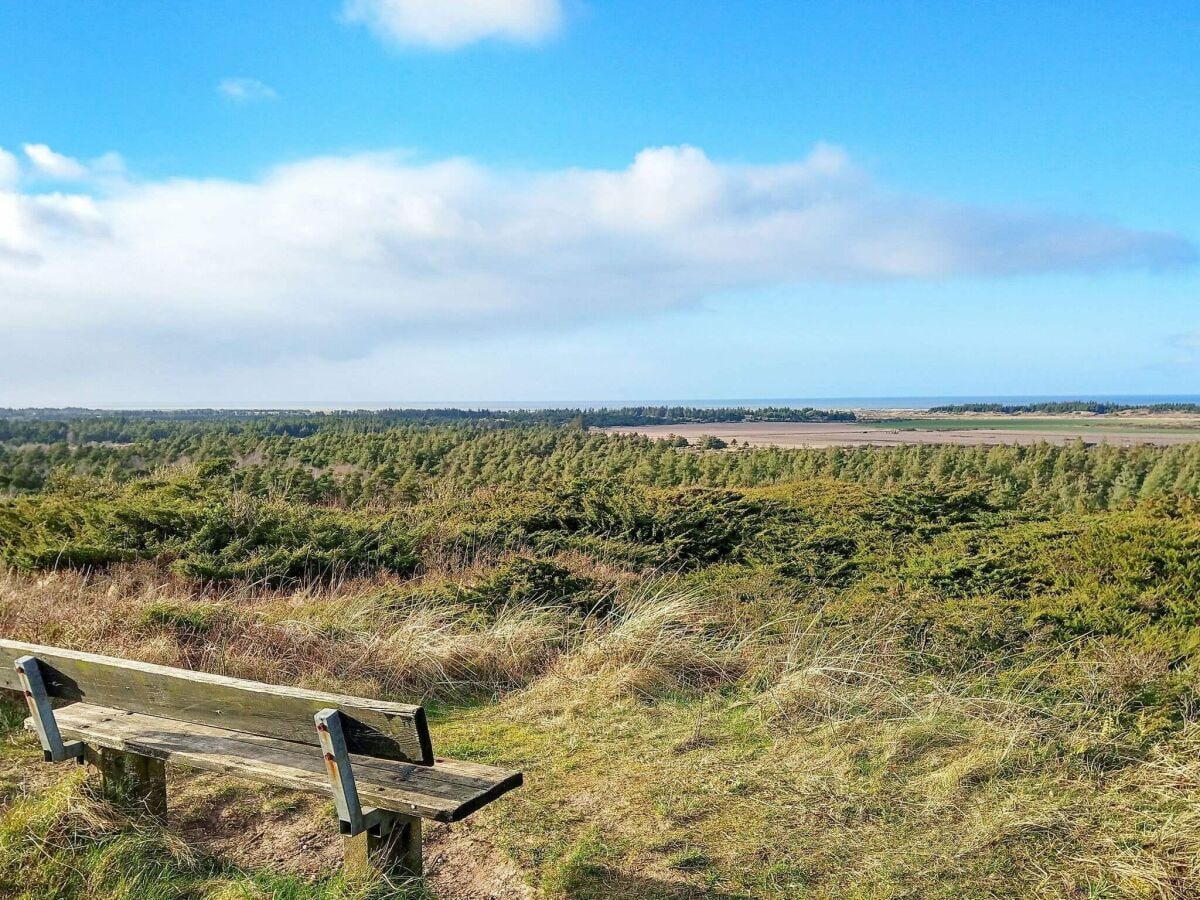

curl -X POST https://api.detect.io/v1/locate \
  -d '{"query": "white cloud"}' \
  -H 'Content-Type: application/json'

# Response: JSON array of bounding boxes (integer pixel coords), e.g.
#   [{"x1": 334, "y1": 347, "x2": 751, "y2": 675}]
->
[
  {"x1": 22, "y1": 143, "x2": 90, "y2": 180},
  {"x1": 218, "y1": 77, "x2": 279, "y2": 104},
  {"x1": 341, "y1": 0, "x2": 562, "y2": 49},
  {"x1": 0, "y1": 147, "x2": 19, "y2": 187},
  {"x1": 0, "y1": 142, "x2": 1193, "y2": 394},
  {"x1": 0, "y1": 192, "x2": 107, "y2": 264},
  {"x1": 17, "y1": 144, "x2": 125, "y2": 187}
]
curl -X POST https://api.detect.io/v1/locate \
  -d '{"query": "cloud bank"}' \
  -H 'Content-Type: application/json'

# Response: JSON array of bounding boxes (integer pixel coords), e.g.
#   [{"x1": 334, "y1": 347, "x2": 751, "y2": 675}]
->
[
  {"x1": 341, "y1": 0, "x2": 563, "y2": 49},
  {"x1": 0, "y1": 141, "x2": 1194, "y2": 391}
]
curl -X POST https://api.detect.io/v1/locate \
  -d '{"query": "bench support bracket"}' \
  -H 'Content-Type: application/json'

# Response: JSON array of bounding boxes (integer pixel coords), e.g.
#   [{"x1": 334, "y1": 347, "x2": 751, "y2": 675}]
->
[
  {"x1": 344, "y1": 812, "x2": 422, "y2": 880},
  {"x1": 14, "y1": 655, "x2": 83, "y2": 763},
  {"x1": 86, "y1": 745, "x2": 168, "y2": 821},
  {"x1": 316, "y1": 708, "x2": 422, "y2": 877}
]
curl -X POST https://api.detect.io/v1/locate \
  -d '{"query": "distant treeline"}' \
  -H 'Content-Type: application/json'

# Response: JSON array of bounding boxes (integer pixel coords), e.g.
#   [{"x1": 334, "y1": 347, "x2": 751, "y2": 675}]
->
[
  {"x1": 930, "y1": 401, "x2": 1200, "y2": 414},
  {"x1": 571, "y1": 406, "x2": 856, "y2": 426},
  {"x1": 0, "y1": 408, "x2": 294, "y2": 421},
  {"x1": 0, "y1": 406, "x2": 854, "y2": 445}
]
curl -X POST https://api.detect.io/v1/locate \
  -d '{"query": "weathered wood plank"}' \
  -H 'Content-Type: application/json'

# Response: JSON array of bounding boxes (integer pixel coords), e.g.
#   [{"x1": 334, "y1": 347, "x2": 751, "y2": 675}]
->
[
  {"x1": 55, "y1": 703, "x2": 512, "y2": 805},
  {"x1": 47, "y1": 704, "x2": 521, "y2": 822},
  {"x1": 53, "y1": 705, "x2": 457, "y2": 817},
  {"x1": 57, "y1": 702, "x2": 515, "y2": 801},
  {"x1": 0, "y1": 639, "x2": 432, "y2": 765}
]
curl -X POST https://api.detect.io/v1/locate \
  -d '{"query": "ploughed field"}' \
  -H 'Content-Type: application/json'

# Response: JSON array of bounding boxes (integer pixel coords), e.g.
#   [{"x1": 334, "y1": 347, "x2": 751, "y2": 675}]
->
[
  {"x1": 605, "y1": 416, "x2": 1200, "y2": 448},
  {"x1": 3, "y1": 413, "x2": 1200, "y2": 898}
]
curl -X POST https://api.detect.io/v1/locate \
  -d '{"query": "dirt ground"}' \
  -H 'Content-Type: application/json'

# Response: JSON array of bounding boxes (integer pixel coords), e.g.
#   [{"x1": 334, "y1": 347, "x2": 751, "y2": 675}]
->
[
  {"x1": 169, "y1": 769, "x2": 535, "y2": 899},
  {"x1": 602, "y1": 422, "x2": 1200, "y2": 448}
]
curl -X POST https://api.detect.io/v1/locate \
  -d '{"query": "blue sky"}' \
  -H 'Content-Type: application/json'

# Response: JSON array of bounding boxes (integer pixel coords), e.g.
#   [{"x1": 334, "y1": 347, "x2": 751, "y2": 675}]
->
[{"x1": 1, "y1": 1, "x2": 1198, "y2": 404}]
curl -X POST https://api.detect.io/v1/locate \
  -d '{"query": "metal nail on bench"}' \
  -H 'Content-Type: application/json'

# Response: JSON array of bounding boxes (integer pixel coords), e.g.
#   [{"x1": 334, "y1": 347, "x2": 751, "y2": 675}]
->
[{"x1": 0, "y1": 638, "x2": 523, "y2": 880}]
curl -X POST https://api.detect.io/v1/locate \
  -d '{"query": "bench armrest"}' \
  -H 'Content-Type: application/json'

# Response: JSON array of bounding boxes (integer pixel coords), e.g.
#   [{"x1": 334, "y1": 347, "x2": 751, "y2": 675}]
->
[
  {"x1": 15, "y1": 656, "x2": 84, "y2": 764},
  {"x1": 315, "y1": 708, "x2": 393, "y2": 837}
]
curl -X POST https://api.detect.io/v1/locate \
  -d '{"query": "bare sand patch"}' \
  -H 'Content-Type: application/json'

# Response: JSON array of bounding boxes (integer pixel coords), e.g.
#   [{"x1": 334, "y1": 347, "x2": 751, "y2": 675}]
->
[{"x1": 603, "y1": 422, "x2": 1200, "y2": 448}]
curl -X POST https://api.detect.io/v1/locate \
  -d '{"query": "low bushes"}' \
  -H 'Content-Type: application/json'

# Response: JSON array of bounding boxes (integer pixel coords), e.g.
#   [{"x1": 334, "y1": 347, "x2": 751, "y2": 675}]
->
[{"x1": 0, "y1": 470, "x2": 418, "y2": 584}]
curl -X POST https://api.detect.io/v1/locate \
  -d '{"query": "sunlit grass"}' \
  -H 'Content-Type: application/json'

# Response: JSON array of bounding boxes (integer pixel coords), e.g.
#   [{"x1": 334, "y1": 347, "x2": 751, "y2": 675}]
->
[{"x1": 1, "y1": 568, "x2": 1199, "y2": 897}]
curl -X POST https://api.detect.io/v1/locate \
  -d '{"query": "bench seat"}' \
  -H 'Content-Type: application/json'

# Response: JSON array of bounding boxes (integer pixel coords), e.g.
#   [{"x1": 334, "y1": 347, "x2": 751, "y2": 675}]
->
[{"x1": 39, "y1": 702, "x2": 521, "y2": 823}]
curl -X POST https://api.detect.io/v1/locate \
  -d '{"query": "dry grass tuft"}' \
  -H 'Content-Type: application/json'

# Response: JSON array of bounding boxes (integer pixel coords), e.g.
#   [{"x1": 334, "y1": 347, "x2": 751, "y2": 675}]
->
[
  {"x1": 0, "y1": 566, "x2": 575, "y2": 703},
  {"x1": 534, "y1": 585, "x2": 747, "y2": 704},
  {"x1": 754, "y1": 610, "x2": 914, "y2": 729}
]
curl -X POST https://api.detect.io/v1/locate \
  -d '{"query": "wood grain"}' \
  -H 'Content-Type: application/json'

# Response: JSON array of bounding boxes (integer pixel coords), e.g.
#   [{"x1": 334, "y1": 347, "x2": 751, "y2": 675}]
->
[
  {"x1": 0, "y1": 639, "x2": 432, "y2": 764},
  {"x1": 46, "y1": 703, "x2": 521, "y2": 822}
]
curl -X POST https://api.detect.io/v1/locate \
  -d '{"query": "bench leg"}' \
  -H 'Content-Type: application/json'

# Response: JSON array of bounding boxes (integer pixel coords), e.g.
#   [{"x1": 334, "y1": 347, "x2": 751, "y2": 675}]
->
[
  {"x1": 344, "y1": 813, "x2": 422, "y2": 880},
  {"x1": 86, "y1": 747, "x2": 167, "y2": 822}
]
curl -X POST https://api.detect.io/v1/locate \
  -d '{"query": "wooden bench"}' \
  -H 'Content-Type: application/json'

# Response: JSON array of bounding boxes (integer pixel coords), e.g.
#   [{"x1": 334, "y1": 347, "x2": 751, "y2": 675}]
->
[{"x1": 0, "y1": 639, "x2": 522, "y2": 880}]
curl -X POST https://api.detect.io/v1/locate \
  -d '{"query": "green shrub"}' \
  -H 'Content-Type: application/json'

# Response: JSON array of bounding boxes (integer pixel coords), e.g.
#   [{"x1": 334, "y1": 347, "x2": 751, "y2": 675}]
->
[
  {"x1": 0, "y1": 471, "x2": 418, "y2": 584},
  {"x1": 469, "y1": 556, "x2": 602, "y2": 611}
]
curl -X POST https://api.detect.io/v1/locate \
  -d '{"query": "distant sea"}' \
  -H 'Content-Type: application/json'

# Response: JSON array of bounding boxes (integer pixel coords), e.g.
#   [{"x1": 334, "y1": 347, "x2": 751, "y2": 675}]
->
[{"x1": 109, "y1": 395, "x2": 1200, "y2": 412}]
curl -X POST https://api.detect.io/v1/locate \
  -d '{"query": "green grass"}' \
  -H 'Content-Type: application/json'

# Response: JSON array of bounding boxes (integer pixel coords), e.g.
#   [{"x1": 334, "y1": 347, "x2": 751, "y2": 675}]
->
[
  {"x1": 0, "y1": 773, "x2": 399, "y2": 899},
  {"x1": 3, "y1": 565, "x2": 1200, "y2": 897},
  {"x1": 430, "y1": 677, "x2": 1200, "y2": 898}
]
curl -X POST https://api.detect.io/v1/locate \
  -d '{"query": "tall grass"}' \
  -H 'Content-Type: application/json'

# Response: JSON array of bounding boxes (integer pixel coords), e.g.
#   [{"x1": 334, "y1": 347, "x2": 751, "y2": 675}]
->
[
  {"x1": 0, "y1": 566, "x2": 573, "y2": 703},
  {"x1": 1, "y1": 566, "x2": 1199, "y2": 896}
]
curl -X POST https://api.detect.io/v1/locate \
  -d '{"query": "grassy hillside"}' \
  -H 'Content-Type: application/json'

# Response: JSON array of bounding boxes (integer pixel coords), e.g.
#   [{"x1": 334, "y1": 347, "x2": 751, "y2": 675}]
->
[{"x1": 1, "y1": 418, "x2": 1199, "y2": 897}]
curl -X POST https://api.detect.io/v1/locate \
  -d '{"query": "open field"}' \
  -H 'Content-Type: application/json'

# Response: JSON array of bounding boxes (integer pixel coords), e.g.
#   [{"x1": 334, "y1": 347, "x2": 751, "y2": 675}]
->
[{"x1": 605, "y1": 419, "x2": 1200, "y2": 447}]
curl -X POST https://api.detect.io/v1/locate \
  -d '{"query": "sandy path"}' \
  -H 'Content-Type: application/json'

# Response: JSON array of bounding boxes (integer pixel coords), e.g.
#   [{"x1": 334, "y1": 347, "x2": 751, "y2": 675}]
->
[{"x1": 602, "y1": 422, "x2": 1200, "y2": 448}]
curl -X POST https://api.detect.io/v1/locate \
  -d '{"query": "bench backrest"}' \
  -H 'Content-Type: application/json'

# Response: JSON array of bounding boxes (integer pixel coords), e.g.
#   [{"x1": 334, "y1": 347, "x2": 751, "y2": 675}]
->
[{"x1": 0, "y1": 639, "x2": 433, "y2": 765}]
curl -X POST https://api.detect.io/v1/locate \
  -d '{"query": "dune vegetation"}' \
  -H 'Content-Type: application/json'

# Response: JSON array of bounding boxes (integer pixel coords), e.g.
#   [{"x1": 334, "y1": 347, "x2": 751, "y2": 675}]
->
[{"x1": 1, "y1": 413, "x2": 1199, "y2": 898}]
